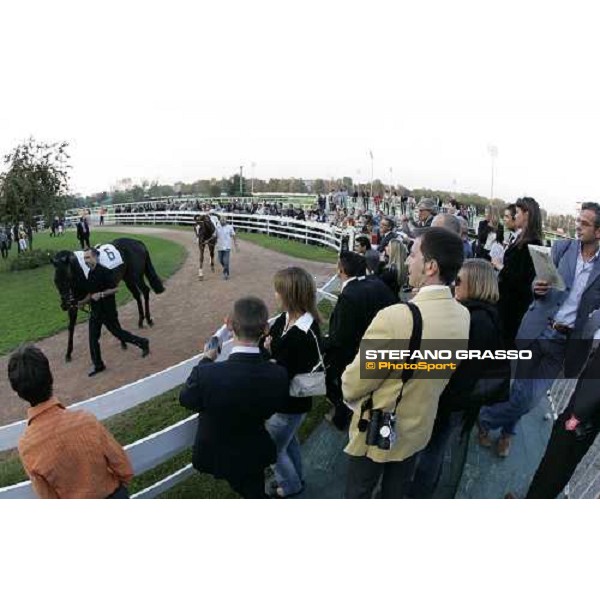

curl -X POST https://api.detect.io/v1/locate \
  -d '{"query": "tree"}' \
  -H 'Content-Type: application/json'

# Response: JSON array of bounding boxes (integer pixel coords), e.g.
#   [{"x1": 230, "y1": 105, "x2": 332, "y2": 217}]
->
[
  {"x1": 313, "y1": 179, "x2": 326, "y2": 194},
  {"x1": 0, "y1": 138, "x2": 70, "y2": 225}
]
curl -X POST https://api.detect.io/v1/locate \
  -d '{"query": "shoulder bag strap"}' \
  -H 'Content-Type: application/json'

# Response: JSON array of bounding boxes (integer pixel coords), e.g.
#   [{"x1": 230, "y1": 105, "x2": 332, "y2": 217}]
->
[
  {"x1": 393, "y1": 302, "x2": 423, "y2": 411},
  {"x1": 309, "y1": 328, "x2": 325, "y2": 372}
]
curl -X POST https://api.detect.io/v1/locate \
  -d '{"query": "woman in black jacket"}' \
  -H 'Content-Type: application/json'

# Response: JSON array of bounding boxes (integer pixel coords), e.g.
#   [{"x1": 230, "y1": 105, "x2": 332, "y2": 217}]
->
[
  {"x1": 408, "y1": 259, "x2": 510, "y2": 498},
  {"x1": 497, "y1": 196, "x2": 543, "y2": 349},
  {"x1": 264, "y1": 267, "x2": 323, "y2": 498}
]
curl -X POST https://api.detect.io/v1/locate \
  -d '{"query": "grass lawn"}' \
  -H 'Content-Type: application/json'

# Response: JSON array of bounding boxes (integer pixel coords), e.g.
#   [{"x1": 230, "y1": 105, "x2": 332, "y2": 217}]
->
[
  {"x1": 0, "y1": 230, "x2": 186, "y2": 356},
  {"x1": 237, "y1": 231, "x2": 338, "y2": 264}
]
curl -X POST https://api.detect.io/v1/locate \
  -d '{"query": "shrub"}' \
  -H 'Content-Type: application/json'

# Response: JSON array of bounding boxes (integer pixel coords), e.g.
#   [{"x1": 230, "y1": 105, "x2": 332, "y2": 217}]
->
[{"x1": 9, "y1": 249, "x2": 56, "y2": 272}]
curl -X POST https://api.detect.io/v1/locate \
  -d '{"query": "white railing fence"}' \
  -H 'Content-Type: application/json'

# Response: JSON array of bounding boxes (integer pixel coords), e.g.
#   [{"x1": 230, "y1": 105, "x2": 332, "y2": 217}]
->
[
  {"x1": 0, "y1": 262, "x2": 341, "y2": 499},
  {"x1": 64, "y1": 209, "x2": 353, "y2": 252}
]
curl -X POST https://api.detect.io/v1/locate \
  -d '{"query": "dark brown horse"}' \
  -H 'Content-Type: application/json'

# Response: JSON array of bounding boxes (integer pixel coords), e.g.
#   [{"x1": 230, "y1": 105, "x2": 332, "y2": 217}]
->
[
  {"x1": 52, "y1": 238, "x2": 165, "y2": 362},
  {"x1": 194, "y1": 214, "x2": 217, "y2": 280}
]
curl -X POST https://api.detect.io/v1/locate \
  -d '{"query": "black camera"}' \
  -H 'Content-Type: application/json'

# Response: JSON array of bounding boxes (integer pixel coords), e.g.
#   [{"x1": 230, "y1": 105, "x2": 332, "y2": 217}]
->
[{"x1": 362, "y1": 409, "x2": 397, "y2": 450}]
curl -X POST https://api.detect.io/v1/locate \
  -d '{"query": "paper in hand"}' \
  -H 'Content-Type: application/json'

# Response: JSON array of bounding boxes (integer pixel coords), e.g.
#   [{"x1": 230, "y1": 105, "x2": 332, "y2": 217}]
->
[{"x1": 528, "y1": 245, "x2": 566, "y2": 291}]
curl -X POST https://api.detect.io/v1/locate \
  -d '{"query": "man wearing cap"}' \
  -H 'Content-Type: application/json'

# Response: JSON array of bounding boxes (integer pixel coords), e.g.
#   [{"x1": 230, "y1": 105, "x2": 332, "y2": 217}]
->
[{"x1": 401, "y1": 198, "x2": 437, "y2": 238}]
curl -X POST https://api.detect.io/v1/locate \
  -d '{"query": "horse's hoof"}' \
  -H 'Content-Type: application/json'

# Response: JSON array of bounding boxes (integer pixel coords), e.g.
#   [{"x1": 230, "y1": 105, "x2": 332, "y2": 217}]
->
[
  {"x1": 65, "y1": 355, "x2": 72, "y2": 363},
  {"x1": 139, "y1": 321, "x2": 144, "y2": 329},
  {"x1": 147, "y1": 319, "x2": 154, "y2": 327},
  {"x1": 121, "y1": 342, "x2": 127, "y2": 350}
]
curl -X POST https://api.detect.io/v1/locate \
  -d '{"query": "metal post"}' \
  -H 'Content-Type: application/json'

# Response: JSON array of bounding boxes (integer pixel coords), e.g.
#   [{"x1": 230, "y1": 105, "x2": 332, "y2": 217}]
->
[
  {"x1": 369, "y1": 150, "x2": 374, "y2": 198},
  {"x1": 487, "y1": 145, "x2": 498, "y2": 201},
  {"x1": 240, "y1": 166, "x2": 243, "y2": 195}
]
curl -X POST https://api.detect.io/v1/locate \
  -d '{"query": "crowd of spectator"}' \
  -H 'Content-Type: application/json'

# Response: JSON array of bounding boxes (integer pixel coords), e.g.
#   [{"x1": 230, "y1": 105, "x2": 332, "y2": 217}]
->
[
  {"x1": 7, "y1": 194, "x2": 600, "y2": 500},
  {"x1": 0, "y1": 223, "x2": 35, "y2": 258}
]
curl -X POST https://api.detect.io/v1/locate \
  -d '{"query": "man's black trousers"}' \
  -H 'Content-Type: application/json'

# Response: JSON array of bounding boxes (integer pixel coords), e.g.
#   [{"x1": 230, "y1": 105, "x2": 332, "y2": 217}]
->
[
  {"x1": 89, "y1": 311, "x2": 146, "y2": 368},
  {"x1": 345, "y1": 454, "x2": 418, "y2": 499},
  {"x1": 526, "y1": 406, "x2": 600, "y2": 499}
]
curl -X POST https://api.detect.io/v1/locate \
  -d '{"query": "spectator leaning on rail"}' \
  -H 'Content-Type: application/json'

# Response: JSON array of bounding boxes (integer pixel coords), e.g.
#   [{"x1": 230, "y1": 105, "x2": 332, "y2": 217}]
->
[
  {"x1": 408, "y1": 259, "x2": 510, "y2": 498},
  {"x1": 479, "y1": 201, "x2": 600, "y2": 458},
  {"x1": 400, "y1": 197, "x2": 437, "y2": 238},
  {"x1": 179, "y1": 296, "x2": 289, "y2": 499},
  {"x1": 262, "y1": 267, "x2": 324, "y2": 498},
  {"x1": 342, "y1": 228, "x2": 470, "y2": 499},
  {"x1": 8, "y1": 344, "x2": 133, "y2": 499},
  {"x1": 324, "y1": 252, "x2": 397, "y2": 431}
]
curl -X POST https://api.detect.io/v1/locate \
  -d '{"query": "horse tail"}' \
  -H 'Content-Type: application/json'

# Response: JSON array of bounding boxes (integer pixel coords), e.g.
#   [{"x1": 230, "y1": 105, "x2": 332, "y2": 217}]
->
[{"x1": 144, "y1": 251, "x2": 165, "y2": 294}]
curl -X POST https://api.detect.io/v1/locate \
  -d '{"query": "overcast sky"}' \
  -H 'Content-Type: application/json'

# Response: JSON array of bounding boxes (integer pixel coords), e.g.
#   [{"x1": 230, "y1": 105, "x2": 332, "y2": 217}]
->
[{"x1": 1, "y1": 1, "x2": 598, "y2": 214}]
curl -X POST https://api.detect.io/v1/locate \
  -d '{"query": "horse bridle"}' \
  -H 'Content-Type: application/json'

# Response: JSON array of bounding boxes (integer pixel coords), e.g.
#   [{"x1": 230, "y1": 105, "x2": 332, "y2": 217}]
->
[{"x1": 196, "y1": 221, "x2": 217, "y2": 247}]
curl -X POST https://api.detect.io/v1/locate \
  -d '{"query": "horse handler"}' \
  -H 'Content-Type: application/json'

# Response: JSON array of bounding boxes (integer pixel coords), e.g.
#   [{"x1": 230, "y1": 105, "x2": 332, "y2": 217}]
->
[
  {"x1": 216, "y1": 215, "x2": 239, "y2": 280},
  {"x1": 80, "y1": 247, "x2": 150, "y2": 377}
]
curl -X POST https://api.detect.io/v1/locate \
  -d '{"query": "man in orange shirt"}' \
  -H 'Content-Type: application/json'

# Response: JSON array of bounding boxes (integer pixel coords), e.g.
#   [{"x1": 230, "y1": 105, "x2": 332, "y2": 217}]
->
[{"x1": 8, "y1": 345, "x2": 133, "y2": 499}]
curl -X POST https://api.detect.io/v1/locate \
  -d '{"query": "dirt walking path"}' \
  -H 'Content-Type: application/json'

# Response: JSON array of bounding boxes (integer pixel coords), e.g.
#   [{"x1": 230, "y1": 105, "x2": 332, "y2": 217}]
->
[{"x1": 0, "y1": 227, "x2": 335, "y2": 426}]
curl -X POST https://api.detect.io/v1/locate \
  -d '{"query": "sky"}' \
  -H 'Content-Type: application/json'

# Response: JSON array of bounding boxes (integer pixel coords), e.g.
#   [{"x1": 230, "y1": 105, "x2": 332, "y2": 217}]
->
[{"x1": 1, "y1": 0, "x2": 599, "y2": 215}]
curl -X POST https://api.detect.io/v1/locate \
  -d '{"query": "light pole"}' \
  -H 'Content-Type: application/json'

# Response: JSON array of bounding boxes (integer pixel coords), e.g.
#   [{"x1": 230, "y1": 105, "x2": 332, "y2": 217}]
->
[
  {"x1": 389, "y1": 167, "x2": 393, "y2": 193},
  {"x1": 369, "y1": 149, "x2": 374, "y2": 197},
  {"x1": 487, "y1": 145, "x2": 498, "y2": 201},
  {"x1": 239, "y1": 165, "x2": 244, "y2": 196},
  {"x1": 251, "y1": 162, "x2": 256, "y2": 195}
]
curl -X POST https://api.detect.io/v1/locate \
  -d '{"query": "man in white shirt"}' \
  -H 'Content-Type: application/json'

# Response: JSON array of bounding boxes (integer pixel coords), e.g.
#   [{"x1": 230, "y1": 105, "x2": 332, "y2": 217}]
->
[{"x1": 216, "y1": 216, "x2": 239, "y2": 280}]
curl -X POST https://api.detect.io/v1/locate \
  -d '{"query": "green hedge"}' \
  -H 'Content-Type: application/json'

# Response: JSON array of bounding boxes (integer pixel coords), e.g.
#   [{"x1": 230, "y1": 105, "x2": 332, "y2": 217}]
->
[{"x1": 9, "y1": 249, "x2": 56, "y2": 272}]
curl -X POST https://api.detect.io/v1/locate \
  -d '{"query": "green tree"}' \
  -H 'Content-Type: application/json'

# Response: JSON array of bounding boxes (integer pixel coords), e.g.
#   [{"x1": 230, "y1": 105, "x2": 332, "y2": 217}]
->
[
  {"x1": 0, "y1": 138, "x2": 70, "y2": 225},
  {"x1": 313, "y1": 179, "x2": 326, "y2": 194}
]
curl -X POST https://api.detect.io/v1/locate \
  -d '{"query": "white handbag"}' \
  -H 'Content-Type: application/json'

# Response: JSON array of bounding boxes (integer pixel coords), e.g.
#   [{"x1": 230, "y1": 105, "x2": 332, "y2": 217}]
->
[{"x1": 289, "y1": 329, "x2": 326, "y2": 397}]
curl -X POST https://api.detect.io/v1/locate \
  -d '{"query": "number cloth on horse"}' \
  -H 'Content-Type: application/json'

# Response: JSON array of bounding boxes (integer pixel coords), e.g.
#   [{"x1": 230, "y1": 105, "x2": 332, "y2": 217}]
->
[{"x1": 74, "y1": 244, "x2": 124, "y2": 278}]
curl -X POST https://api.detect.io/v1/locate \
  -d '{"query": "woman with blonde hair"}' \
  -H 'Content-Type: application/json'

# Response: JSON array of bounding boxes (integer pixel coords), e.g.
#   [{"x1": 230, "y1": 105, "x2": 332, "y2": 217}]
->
[
  {"x1": 379, "y1": 238, "x2": 408, "y2": 298},
  {"x1": 409, "y1": 259, "x2": 510, "y2": 497},
  {"x1": 263, "y1": 266, "x2": 323, "y2": 498}
]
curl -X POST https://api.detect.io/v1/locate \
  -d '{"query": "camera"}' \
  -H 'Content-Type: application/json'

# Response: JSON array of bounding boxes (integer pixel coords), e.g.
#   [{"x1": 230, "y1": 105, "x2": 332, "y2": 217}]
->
[
  {"x1": 205, "y1": 335, "x2": 221, "y2": 354},
  {"x1": 362, "y1": 409, "x2": 397, "y2": 450}
]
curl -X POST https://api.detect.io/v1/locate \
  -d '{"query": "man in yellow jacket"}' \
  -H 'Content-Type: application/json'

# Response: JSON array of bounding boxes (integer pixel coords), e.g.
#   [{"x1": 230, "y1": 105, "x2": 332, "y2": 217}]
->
[{"x1": 342, "y1": 227, "x2": 471, "y2": 498}]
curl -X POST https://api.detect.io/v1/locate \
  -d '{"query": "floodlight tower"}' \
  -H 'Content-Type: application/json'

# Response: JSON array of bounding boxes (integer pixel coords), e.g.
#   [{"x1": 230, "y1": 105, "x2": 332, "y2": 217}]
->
[{"x1": 487, "y1": 145, "x2": 498, "y2": 201}]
